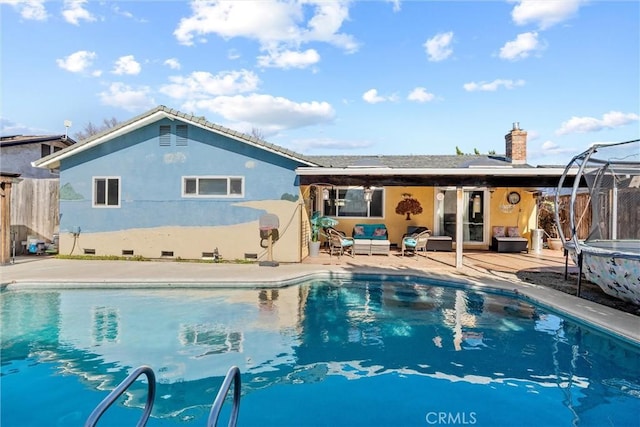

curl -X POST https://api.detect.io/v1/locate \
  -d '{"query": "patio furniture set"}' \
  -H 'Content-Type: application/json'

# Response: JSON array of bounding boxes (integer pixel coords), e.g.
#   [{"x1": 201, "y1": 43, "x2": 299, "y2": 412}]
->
[
  {"x1": 324, "y1": 224, "x2": 528, "y2": 258},
  {"x1": 325, "y1": 224, "x2": 454, "y2": 258}
]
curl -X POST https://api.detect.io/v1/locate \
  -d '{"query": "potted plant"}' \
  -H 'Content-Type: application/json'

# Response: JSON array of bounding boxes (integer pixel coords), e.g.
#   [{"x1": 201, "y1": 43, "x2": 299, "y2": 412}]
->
[
  {"x1": 309, "y1": 213, "x2": 322, "y2": 257},
  {"x1": 537, "y1": 197, "x2": 564, "y2": 250},
  {"x1": 309, "y1": 212, "x2": 337, "y2": 257}
]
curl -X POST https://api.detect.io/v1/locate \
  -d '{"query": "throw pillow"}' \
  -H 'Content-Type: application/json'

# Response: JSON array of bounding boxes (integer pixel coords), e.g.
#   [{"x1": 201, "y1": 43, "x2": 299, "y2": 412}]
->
[
  {"x1": 354, "y1": 226, "x2": 364, "y2": 236},
  {"x1": 507, "y1": 227, "x2": 520, "y2": 237},
  {"x1": 373, "y1": 227, "x2": 387, "y2": 237},
  {"x1": 492, "y1": 226, "x2": 506, "y2": 238}
]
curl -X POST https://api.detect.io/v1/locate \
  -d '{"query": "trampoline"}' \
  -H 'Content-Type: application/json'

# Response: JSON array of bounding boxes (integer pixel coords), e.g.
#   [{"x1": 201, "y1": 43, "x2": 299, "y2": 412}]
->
[{"x1": 557, "y1": 139, "x2": 640, "y2": 305}]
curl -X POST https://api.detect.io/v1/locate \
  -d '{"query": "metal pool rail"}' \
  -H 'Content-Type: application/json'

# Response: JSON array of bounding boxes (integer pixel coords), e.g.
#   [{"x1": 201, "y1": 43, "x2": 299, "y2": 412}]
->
[{"x1": 84, "y1": 365, "x2": 241, "y2": 427}]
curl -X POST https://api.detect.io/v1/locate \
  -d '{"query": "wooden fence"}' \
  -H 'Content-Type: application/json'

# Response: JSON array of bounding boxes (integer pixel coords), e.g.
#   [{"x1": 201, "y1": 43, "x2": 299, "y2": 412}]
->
[
  {"x1": 558, "y1": 193, "x2": 592, "y2": 239},
  {"x1": 11, "y1": 178, "x2": 59, "y2": 254}
]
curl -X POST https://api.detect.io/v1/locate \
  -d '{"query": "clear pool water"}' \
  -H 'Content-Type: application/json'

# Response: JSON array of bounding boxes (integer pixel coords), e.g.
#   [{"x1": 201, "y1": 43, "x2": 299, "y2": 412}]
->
[{"x1": 2, "y1": 277, "x2": 639, "y2": 426}]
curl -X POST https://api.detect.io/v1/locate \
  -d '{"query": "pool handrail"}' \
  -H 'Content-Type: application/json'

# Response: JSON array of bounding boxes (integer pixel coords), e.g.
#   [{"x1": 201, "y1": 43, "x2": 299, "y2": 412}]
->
[
  {"x1": 207, "y1": 365, "x2": 241, "y2": 427},
  {"x1": 84, "y1": 365, "x2": 156, "y2": 427}
]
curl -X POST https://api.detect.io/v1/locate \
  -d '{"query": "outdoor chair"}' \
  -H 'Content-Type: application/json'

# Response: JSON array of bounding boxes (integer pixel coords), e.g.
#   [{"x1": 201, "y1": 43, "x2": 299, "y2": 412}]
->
[
  {"x1": 327, "y1": 228, "x2": 355, "y2": 258},
  {"x1": 401, "y1": 229, "x2": 431, "y2": 257}
]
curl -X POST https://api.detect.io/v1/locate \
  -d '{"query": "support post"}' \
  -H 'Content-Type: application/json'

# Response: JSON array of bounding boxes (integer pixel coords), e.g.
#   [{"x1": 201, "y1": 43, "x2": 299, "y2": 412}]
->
[
  {"x1": 0, "y1": 180, "x2": 13, "y2": 265},
  {"x1": 455, "y1": 187, "x2": 464, "y2": 270},
  {"x1": 576, "y1": 251, "x2": 583, "y2": 297}
]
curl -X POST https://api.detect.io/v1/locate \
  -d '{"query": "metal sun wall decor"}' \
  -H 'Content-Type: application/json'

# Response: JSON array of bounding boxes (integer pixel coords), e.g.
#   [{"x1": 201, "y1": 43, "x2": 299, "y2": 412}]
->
[{"x1": 395, "y1": 193, "x2": 423, "y2": 220}]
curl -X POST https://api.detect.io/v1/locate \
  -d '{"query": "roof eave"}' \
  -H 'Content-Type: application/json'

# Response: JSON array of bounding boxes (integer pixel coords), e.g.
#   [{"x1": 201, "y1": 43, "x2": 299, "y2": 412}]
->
[{"x1": 295, "y1": 166, "x2": 578, "y2": 177}]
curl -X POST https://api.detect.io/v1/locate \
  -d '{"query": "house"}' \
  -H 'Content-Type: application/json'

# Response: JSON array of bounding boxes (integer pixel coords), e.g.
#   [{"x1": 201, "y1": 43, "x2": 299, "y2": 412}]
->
[
  {"x1": 1, "y1": 134, "x2": 76, "y2": 178},
  {"x1": 33, "y1": 106, "x2": 317, "y2": 262},
  {"x1": 1, "y1": 134, "x2": 76, "y2": 256},
  {"x1": 298, "y1": 123, "x2": 576, "y2": 262},
  {"x1": 33, "y1": 106, "x2": 574, "y2": 263}
]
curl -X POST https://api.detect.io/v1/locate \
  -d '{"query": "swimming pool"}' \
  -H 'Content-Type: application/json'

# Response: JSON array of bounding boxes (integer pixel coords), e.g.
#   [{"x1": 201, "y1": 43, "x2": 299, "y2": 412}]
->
[{"x1": 2, "y1": 277, "x2": 639, "y2": 426}]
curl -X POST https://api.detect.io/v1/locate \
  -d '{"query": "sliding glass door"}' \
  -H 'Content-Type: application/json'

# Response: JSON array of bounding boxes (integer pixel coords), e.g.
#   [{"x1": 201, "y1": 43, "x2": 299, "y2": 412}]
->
[{"x1": 435, "y1": 188, "x2": 487, "y2": 244}]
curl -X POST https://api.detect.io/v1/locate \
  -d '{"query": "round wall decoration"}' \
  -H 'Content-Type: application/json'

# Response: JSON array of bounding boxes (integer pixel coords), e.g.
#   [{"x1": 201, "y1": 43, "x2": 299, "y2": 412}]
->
[{"x1": 507, "y1": 191, "x2": 521, "y2": 205}]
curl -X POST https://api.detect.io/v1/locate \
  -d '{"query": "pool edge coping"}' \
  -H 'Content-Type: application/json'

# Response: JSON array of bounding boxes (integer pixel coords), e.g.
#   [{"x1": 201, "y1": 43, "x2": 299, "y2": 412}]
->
[{"x1": 3, "y1": 266, "x2": 639, "y2": 346}]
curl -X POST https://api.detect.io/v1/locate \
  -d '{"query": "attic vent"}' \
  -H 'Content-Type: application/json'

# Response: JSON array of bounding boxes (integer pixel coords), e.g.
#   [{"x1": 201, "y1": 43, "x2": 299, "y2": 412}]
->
[
  {"x1": 159, "y1": 125, "x2": 171, "y2": 146},
  {"x1": 176, "y1": 125, "x2": 188, "y2": 146}
]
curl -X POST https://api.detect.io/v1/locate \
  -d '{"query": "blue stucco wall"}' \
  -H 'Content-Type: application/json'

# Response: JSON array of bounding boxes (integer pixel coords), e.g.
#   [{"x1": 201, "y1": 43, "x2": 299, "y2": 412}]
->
[{"x1": 58, "y1": 118, "x2": 302, "y2": 233}]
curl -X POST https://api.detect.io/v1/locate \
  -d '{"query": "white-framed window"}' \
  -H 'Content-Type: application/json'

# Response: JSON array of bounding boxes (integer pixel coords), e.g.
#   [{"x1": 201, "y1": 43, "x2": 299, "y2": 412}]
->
[
  {"x1": 93, "y1": 177, "x2": 121, "y2": 208},
  {"x1": 183, "y1": 176, "x2": 244, "y2": 198},
  {"x1": 322, "y1": 187, "x2": 384, "y2": 218}
]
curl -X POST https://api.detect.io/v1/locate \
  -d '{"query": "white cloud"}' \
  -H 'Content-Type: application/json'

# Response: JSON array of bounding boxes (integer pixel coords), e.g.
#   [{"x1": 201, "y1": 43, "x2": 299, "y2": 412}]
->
[
  {"x1": 363, "y1": 89, "x2": 387, "y2": 104},
  {"x1": 160, "y1": 70, "x2": 260, "y2": 99},
  {"x1": 173, "y1": 0, "x2": 358, "y2": 69},
  {"x1": 98, "y1": 82, "x2": 155, "y2": 112},
  {"x1": 257, "y1": 48, "x2": 320, "y2": 69},
  {"x1": 463, "y1": 79, "x2": 525, "y2": 92},
  {"x1": 499, "y1": 32, "x2": 543, "y2": 61},
  {"x1": 111, "y1": 4, "x2": 147, "y2": 22},
  {"x1": 424, "y1": 31, "x2": 453, "y2": 62},
  {"x1": 0, "y1": 116, "x2": 49, "y2": 136},
  {"x1": 511, "y1": 0, "x2": 584, "y2": 30},
  {"x1": 183, "y1": 94, "x2": 335, "y2": 132},
  {"x1": 1, "y1": 0, "x2": 48, "y2": 21},
  {"x1": 388, "y1": 0, "x2": 401, "y2": 13},
  {"x1": 164, "y1": 58, "x2": 181, "y2": 70},
  {"x1": 407, "y1": 87, "x2": 435, "y2": 103},
  {"x1": 528, "y1": 140, "x2": 577, "y2": 164},
  {"x1": 56, "y1": 50, "x2": 97, "y2": 73},
  {"x1": 112, "y1": 55, "x2": 141, "y2": 75},
  {"x1": 303, "y1": 2, "x2": 358, "y2": 52},
  {"x1": 62, "y1": 0, "x2": 96, "y2": 25},
  {"x1": 556, "y1": 111, "x2": 640, "y2": 135}
]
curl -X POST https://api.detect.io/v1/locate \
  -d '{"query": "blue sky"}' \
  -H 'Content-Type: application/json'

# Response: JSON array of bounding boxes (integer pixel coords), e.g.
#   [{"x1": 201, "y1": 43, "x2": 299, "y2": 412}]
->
[{"x1": 1, "y1": 0, "x2": 638, "y2": 166}]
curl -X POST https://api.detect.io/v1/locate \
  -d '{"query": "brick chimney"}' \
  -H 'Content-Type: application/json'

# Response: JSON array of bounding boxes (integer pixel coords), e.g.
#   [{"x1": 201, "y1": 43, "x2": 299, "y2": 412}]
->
[{"x1": 505, "y1": 122, "x2": 527, "y2": 165}]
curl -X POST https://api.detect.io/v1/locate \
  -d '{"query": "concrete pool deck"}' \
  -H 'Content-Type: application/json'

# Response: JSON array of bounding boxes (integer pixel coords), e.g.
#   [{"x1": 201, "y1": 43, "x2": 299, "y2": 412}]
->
[{"x1": 1, "y1": 249, "x2": 639, "y2": 344}]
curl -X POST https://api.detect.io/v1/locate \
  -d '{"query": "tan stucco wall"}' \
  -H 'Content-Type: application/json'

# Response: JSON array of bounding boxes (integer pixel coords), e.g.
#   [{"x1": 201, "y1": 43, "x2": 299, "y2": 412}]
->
[
  {"x1": 301, "y1": 185, "x2": 537, "y2": 249},
  {"x1": 325, "y1": 186, "x2": 435, "y2": 246},
  {"x1": 488, "y1": 188, "x2": 537, "y2": 240},
  {"x1": 69, "y1": 187, "x2": 540, "y2": 261},
  {"x1": 58, "y1": 200, "x2": 304, "y2": 262}
]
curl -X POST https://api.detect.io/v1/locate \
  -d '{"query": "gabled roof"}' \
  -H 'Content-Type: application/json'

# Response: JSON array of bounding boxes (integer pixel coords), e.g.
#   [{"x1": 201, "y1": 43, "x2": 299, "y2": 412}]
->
[
  {"x1": 307, "y1": 154, "x2": 531, "y2": 169},
  {"x1": 1, "y1": 134, "x2": 76, "y2": 148},
  {"x1": 32, "y1": 105, "x2": 320, "y2": 169}
]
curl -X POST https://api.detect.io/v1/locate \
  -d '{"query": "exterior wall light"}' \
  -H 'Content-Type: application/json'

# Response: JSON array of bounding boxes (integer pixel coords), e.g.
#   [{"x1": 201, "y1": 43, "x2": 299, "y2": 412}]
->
[{"x1": 363, "y1": 186, "x2": 373, "y2": 202}]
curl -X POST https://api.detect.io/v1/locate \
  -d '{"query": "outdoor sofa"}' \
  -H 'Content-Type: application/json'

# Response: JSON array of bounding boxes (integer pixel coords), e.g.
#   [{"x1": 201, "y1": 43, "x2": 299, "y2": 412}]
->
[
  {"x1": 490, "y1": 226, "x2": 528, "y2": 253},
  {"x1": 352, "y1": 224, "x2": 391, "y2": 255}
]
